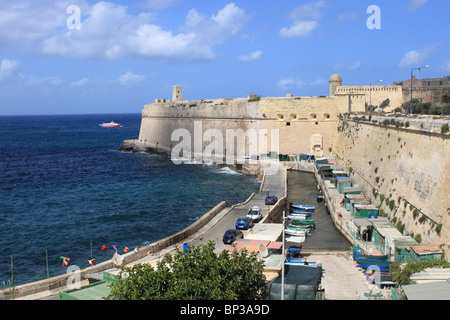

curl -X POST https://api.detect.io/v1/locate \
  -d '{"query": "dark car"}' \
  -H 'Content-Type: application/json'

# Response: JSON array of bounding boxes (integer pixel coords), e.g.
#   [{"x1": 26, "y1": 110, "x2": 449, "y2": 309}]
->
[
  {"x1": 222, "y1": 229, "x2": 243, "y2": 244},
  {"x1": 265, "y1": 194, "x2": 278, "y2": 205},
  {"x1": 235, "y1": 216, "x2": 253, "y2": 230}
]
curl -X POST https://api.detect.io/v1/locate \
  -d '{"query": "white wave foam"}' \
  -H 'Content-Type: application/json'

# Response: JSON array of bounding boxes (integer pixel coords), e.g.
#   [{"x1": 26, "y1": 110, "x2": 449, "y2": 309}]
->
[{"x1": 216, "y1": 167, "x2": 243, "y2": 175}]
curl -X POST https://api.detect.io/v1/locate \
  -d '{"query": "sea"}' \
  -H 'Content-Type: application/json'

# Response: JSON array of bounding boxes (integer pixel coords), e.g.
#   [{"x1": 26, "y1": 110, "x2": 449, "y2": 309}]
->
[{"x1": 0, "y1": 114, "x2": 261, "y2": 286}]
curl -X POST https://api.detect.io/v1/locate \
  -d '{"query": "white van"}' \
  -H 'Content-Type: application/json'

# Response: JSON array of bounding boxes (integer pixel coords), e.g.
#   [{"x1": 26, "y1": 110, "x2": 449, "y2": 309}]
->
[{"x1": 247, "y1": 205, "x2": 262, "y2": 222}]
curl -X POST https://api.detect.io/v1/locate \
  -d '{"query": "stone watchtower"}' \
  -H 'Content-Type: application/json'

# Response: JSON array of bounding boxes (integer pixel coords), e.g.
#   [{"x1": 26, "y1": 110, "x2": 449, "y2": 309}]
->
[
  {"x1": 329, "y1": 74, "x2": 342, "y2": 97},
  {"x1": 173, "y1": 85, "x2": 183, "y2": 102}
]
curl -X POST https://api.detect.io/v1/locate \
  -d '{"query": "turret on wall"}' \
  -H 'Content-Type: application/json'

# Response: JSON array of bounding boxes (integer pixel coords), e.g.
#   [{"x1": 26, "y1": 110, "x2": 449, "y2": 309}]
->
[
  {"x1": 329, "y1": 74, "x2": 342, "y2": 97},
  {"x1": 173, "y1": 85, "x2": 183, "y2": 102}
]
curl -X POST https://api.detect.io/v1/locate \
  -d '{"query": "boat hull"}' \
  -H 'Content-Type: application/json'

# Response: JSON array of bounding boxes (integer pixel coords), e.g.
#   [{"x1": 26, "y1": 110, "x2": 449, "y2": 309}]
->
[
  {"x1": 353, "y1": 254, "x2": 388, "y2": 261},
  {"x1": 285, "y1": 228, "x2": 308, "y2": 236},
  {"x1": 357, "y1": 259, "x2": 394, "y2": 270},
  {"x1": 290, "y1": 204, "x2": 315, "y2": 212}
]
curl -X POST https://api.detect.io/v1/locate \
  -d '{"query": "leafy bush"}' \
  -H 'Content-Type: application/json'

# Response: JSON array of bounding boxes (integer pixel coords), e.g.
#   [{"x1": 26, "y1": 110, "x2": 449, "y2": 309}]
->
[
  {"x1": 108, "y1": 241, "x2": 268, "y2": 300},
  {"x1": 441, "y1": 123, "x2": 449, "y2": 134}
]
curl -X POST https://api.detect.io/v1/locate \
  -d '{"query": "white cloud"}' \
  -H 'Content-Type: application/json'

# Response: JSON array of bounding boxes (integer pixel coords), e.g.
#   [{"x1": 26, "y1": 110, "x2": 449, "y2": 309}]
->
[
  {"x1": 280, "y1": 21, "x2": 319, "y2": 39},
  {"x1": 310, "y1": 78, "x2": 326, "y2": 86},
  {"x1": 336, "y1": 12, "x2": 359, "y2": 25},
  {"x1": 332, "y1": 60, "x2": 363, "y2": 71},
  {"x1": 0, "y1": 59, "x2": 22, "y2": 81},
  {"x1": 70, "y1": 78, "x2": 90, "y2": 88},
  {"x1": 118, "y1": 72, "x2": 146, "y2": 85},
  {"x1": 349, "y1": 60, "x2": 363, "y2": 71},
  {"x1": 238, "y1": 50, "x2": 262, "y2": 63},
  {"x1": 0, "y1": 0, "x2": 89, "y2": 51},
  {"x1": 277, "y1": 78, "x2": 306, "y2": 91},
  {"x1": 407, "y1": 0, "x2": 428, "y2": 12},
  {"x1": 279, "y1": 1, "x2": 325, "y2": 39},
  {"x1": 0, "y1": 1, "x2": 249, "y2": 64},
  {"x1": 440, "y1": 60, "x2": 450, "y2": 72},
  {"x1": 398, "y1": 43, "x2": 442, "y2": 68},
  {"x1": 287, "y1": 1, "x2": 326, "y2": 21}
]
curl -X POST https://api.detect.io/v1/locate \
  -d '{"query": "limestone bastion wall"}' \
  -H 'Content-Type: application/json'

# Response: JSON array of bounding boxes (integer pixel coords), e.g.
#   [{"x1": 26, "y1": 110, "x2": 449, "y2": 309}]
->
[
  {"x1": 332, "y1": 116, "x2": 450, "y2": 253},
  {"x1": 137, "y1": 96, "x2": 347, "y2": 159}
]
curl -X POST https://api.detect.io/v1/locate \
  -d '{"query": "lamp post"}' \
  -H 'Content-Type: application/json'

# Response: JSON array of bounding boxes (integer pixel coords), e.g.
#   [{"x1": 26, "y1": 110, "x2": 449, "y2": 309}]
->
[
  {"x1": 369, "y1": 80, "x2": 383, "y2": 113},
  {"x1": 410, "y1": 65, "x2": 429, "y2": 114}
]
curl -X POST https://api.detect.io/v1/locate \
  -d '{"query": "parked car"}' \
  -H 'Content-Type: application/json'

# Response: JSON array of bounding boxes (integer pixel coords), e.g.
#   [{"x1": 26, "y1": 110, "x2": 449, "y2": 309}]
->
[
  {"x1": 222, "y1": 229, "x2": 243, "y2": 244},
  {"x1": 235, "y1": 216, "x2": 254, "y2": 230},
  {"x1": 247, "y1": 205, "x2": 262, "y2": 222},
  {"x1": 265, "y1": 194, "x2": 278, "y2": 205}
]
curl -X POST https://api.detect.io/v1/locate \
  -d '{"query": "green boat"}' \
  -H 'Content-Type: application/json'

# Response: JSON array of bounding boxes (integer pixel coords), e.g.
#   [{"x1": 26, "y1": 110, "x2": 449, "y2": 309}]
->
[{"x1": 290, "y1": 219, "x2": 316, "y2": 226}]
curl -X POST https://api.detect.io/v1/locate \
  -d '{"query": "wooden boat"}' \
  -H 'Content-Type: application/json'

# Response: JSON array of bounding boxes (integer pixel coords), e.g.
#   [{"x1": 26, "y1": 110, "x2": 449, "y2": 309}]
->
[
  {"x1": 285, "y1": 258, "x2": 319, "y2": 266},
  {"x1": 353, "y1": 253, "x2": 388, "y2": 261},
  {"x1": 290, "y1": 219, "x2": 316, "y2": 227},
  {"x1": 285, "y1": 226, "x2": 309, "y2": 236},
  {"x1": 290, "y1": 210, "x2": 312, "y2": 215},
  {"x1": 285, "y1": 247, "x2": 319, "y2": 267},
  {"x1": 290, "y1": 203, "x2": 315, "y2": 212},
  {"x1": 356, "y1": 259, "x2": 394, "y2": 271},
  {"x1": 287, "y1": 215, "x2": 310, "y2": 220}
]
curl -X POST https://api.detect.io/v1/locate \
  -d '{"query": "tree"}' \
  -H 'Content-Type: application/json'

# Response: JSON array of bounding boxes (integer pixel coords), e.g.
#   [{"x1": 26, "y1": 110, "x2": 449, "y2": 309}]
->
[
  {"x1": 107, "y1": 241, "x2": 269, "y2": 300},
  {"x1": 380, "y1": 98, "x2": 390, "y2": 110}
]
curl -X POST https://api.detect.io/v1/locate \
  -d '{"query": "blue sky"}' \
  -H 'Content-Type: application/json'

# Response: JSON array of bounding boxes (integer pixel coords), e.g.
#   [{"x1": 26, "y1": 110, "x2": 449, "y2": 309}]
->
[{"x1": 0, "y1": 0, "x2": 449, "y2": 115}]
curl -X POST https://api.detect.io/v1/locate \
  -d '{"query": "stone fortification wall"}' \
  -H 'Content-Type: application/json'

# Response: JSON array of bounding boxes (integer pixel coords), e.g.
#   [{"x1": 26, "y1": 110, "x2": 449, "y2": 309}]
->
[
  {"x1": 137, "y1": 96, "x2": 348, "y2": 159},
  {"x1": 335, "y1": 85, "x2": 405, "y2": 112},
  {"x1": 332, "y1": 116, "x2": 450, "y2": 254},
  {"x1": 138, "y1": 99, "x2": 264, "y2": 161},
  {"x1": 401, "y1": 87, "x2": 450, "y2": 105}
]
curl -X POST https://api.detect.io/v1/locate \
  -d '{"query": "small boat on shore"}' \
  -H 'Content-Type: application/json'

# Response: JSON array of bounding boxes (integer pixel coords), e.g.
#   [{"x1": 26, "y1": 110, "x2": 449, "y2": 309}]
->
[
  {"x1": 353, "y1": 253, "x2": 389, "y2": 261},
  {"x1": 285, "y1": 247, "x2": 319, "y2": 267},
  {"x1": 356, "y1": 259, "x2": 394, "y2": 271},
  {"x1": 290, "y1": 203, "x2": 315, "y2": 212},
  {"x1": 99, "y1": 121, "x2": 122, "y2": 128}
]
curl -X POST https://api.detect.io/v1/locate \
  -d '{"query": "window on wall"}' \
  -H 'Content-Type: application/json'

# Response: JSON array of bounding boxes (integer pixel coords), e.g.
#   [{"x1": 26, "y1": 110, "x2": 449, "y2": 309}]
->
[
  {"x1": 277, "y1": 114, "x2": 284, "y2": 120},
  {"x1": 310, "y1": 113, "x2": 317, "y2": 120},
  {"x1": 324, "y1": 113, "x2": 331, "y2": 120}
]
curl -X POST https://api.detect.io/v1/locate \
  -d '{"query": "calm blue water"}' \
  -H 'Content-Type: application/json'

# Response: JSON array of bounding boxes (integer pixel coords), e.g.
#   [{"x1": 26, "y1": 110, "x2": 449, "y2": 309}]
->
[{"x1": 0, "y1": 114, "x2": 261, "y2": 286}]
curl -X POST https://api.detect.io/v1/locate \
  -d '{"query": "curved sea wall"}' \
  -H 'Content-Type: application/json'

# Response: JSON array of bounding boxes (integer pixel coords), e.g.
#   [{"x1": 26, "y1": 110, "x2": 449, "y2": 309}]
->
[
  {"x1": 0, "y1": 201, "x2": 227, "y2": 300},
  {"x1": 332, "y1": 115, "x2": 450, "y2": 255}
]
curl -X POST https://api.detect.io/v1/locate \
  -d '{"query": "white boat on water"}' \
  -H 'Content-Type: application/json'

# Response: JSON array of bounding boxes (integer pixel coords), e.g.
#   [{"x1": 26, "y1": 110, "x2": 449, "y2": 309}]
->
[
  {"x1": 99, "y1": 121, "x2": 122, "y2": 128},
  {"x1": 288, "y1": 214, "x2": 310, "y2": 220},
  {"x1": 285, "y1": 226, "x2": 309, "y2": 237}
]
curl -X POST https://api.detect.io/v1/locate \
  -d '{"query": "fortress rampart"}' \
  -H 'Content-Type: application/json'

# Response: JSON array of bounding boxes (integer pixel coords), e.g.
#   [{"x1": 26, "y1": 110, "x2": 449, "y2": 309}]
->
[
  {"x1": 137, "y1": 95, "x2": 345, "y2": 158},
  {"x1": 332, "y1": 115, "x2": 450, "y2": 254},
  {"x1": 132, "y1": 77, "x2": 449, "y2": 253}
]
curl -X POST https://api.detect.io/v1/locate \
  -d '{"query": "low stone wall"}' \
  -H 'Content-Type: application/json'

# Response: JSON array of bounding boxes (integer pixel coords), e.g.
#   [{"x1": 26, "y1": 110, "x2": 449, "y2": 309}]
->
[
  {"x1": 0, "y1": 201, "x2": 227, "y2": 300},
  {"x1": 262, "y1": 196, "x2": 287, "y2": 224}
]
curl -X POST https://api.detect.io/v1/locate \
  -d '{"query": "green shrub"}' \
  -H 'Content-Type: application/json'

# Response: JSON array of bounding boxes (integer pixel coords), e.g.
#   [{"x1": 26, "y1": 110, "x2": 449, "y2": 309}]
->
[{"x1": 441, "y1": 123, "x2": 449, "y2": 134}]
